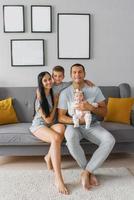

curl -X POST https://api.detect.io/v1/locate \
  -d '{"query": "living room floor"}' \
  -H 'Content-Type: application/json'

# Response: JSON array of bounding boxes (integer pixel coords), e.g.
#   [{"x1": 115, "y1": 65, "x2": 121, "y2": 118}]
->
[{"x1": 0, "y1": 153, "x2": 134, "y2": 175}]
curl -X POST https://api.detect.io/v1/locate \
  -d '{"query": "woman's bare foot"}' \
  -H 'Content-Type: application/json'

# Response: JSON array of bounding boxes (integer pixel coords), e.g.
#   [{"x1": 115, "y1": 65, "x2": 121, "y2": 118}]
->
[
  {"x1": 44, "y1": 154, "x2": 53, "y2": 170},
  {"x1": 89, "y1": 173, "x2": 99, "y2": 186},
  {"x1": 55, "y1": 178, "x2": 69, "y2": 195},
  {"x1": 81, "y1": 170, "x2": 92, "y2": 190}
]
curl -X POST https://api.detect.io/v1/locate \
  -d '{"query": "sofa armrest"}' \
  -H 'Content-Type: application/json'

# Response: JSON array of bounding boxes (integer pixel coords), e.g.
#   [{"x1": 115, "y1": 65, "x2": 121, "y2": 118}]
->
[
  {"x1": 119, "y1": 83, "x2": 131, "y2": 97},
  {"x1": 131, "y1": 110, "x2": 134, "y2": 126}
]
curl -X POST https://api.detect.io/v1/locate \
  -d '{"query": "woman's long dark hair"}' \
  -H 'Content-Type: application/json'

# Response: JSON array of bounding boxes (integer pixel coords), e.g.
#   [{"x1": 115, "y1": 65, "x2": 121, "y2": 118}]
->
[{"x1": 37, "y1": 71, "x2": 54, "y2": 117}]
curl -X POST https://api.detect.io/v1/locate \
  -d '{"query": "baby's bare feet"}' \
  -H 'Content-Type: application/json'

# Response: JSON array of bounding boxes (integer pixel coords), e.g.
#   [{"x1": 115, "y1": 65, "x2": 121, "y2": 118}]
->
[
  {"x1": 55, "y1": 179, "x2": 69, "y2": 195},
  {"x1": 81, "y1": 170, "x2": 92, "y2": 190},
  {"x1": 44, "y1": 154, "x2": 53, "y2": 170}
]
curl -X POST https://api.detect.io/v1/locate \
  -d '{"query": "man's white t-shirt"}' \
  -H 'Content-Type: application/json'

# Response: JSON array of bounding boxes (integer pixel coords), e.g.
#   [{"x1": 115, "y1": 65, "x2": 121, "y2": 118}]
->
[{"x1": 58, "y1": 84, "x2": 105, "y2": 124}]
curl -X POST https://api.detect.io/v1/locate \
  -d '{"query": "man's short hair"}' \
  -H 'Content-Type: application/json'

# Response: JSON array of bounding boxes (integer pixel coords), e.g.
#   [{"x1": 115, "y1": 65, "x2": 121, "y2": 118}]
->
[
  {"x1": 52, "y1": 65, "x2": 64, "y2": 76},
  {"x1": 70, "y1": 63, "x2": 86, "y2": 75}
]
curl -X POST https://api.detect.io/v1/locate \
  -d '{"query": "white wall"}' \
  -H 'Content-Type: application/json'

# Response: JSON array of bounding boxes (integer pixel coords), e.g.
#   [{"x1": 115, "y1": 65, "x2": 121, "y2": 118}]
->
[{"x1": 0, "y1": 0, "x2": 134, "y2": 95}]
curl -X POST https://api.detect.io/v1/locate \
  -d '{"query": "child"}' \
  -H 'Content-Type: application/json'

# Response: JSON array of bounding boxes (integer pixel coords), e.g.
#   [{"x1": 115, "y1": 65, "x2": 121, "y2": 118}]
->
[
  {"x1": 72, "y1": 89, "x2": 98, "y2": 129},
  {"x1": 52, "y1": 65, "x2": 71, "y2": 95},
  {"x1": 52, "y1": 65, "x2": 94, "y2": 95}
]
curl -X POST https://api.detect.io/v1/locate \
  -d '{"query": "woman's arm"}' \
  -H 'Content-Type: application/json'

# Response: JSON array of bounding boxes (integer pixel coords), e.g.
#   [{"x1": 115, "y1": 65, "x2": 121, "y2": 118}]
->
[
  {"x1": 41, "y1": 94, "x2": 59, "y2": 124},
  {"x1": 36, "y1": 88, "x2": 41, "y2": 99},
  {"x1": 36, "y1": 89, "x2": 58, "y2": 124}
]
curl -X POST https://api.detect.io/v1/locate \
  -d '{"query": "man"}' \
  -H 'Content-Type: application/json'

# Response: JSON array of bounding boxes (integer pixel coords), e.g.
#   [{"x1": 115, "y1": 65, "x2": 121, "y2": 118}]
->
[{"x1": 58, "y1": 63, "x2": 115, "y2": 190}]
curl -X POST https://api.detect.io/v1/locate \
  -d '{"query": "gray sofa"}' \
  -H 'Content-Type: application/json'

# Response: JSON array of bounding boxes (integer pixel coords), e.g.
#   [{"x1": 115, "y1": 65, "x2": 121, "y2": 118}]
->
[{"x1": 0, "y1": 83, "x2": 134, "y2": 156}]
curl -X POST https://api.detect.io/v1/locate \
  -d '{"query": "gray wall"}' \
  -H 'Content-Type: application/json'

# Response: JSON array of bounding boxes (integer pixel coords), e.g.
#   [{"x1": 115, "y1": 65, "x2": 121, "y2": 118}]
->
[{"x1": 0, "y1": 0, "x2": 134, "y2": 95}]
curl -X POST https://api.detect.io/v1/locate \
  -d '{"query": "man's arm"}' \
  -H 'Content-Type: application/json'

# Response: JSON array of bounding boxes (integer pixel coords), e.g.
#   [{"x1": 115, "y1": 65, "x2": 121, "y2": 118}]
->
[
  {"x1": 58, "y1": 108, "x2": 73, "y2": 124},
  {"x1": 91, "y1": 101, "x2": 107, "y2": 117},
  {"x1": 74, "y1": 100, "x2": 107, "y2": 118},
  {"x1": 58, "y1": 87, "x2": 74, "y2": 124},
  {"x1": 58, "y1": 108, "x2": 86, "y2": 125}
]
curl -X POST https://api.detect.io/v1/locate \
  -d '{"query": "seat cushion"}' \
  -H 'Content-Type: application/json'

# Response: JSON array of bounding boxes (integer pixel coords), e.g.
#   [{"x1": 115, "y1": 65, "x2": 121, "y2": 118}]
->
[
  {"x1": 0, "y1": 123, "x2": 45, "y2": 145},
  {"x1": 101, "y1": 121, "x2": 134, "y2": 143},
  {"x1": 0, "y1": 122, "x2": 134, "y2": 146}
]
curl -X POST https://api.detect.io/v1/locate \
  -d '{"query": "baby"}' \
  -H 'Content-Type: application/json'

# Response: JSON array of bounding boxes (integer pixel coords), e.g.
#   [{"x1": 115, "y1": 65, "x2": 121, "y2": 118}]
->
[{"x1": 72, "y1": 89, "x2": 98, "y2": 129}]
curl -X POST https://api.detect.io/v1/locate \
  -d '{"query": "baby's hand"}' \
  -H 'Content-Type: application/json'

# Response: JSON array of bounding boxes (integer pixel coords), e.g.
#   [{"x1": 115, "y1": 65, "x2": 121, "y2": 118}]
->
[{"x1": 92, "y1": 102, "x2": 98, "y2": 108}]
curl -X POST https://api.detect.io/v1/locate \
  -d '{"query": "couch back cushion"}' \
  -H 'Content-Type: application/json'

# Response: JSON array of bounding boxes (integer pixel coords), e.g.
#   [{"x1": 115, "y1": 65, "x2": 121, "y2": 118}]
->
[
  {"x1": 99, "y1": 86, "x2": 120, "y2": 101},
  {"x1": 97, "y1": 83, "x2": 131, "y2": 121},
  {"x1": 0, "y1": 87, "x2": 36, "y2": 122},
  {"x1": 0, "y1": 83, "x2": 131, "y2": 122}
]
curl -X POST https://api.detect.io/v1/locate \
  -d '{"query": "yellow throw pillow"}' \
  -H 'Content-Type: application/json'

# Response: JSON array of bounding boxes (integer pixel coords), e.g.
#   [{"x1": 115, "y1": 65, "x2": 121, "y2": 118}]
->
[
  {"x1": 104, "y1": 97, "x2": 134, "y2": 124},
  {"x1": 0, "y1": 98, "x2": 18, "y2": 125}
]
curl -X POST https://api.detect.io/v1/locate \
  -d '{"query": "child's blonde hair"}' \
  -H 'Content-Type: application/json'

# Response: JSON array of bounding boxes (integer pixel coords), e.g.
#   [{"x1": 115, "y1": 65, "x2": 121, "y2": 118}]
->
[{"x1": 52, "y1": 65, "x2": 64, "y2": 76}]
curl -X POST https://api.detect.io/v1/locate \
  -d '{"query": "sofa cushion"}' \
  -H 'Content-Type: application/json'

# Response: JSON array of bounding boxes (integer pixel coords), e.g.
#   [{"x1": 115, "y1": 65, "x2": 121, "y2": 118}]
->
[
  {"x1": 0, "y1": 123, "x2": 44, "y2": 145},
  {"x1": 0, "y1": 87, "x2": 36, "y2": 123},
  {"x1": 99, "y1": 86, "x2": 120, "y2": 101},
  {"x1": 101, "y1": 121, "x2": 134, "y2": 142},
  {"x1": 0, "y1": 122, "x2": 133, "y2": 146},
  {"x1": 104, "y1": 97, "x2": 134, "y2": 124},
  {"x1": 131, "y1": 110, "x2": 134, "y2": 126},
  {"x1": 0, "y1": 98, "x2": 18, "y2": 125},
  {"x1": 119, "y1": 83, "x2": 131, "y2": 98}
]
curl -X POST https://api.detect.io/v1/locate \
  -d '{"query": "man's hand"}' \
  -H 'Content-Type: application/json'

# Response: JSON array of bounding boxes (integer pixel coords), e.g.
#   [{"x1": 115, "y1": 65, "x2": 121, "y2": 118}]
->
[
  {"x1": 85, "y1": 80, "x2": 95, "y2": 87},
  {"x1": 74, "y1": 101, "x2": 93, "y2": 112},
  {"x1": 79, "y1": 117, "x2": 86, "y2": 125},
  {"x1": 74, "y1": 100, "x2": 107, "y2": 117}
]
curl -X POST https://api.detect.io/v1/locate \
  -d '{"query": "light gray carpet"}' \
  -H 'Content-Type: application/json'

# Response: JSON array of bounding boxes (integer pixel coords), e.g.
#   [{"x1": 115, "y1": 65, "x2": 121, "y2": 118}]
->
[{"x1": 0, "y1": 167, "x2": 134, "y2": 200}]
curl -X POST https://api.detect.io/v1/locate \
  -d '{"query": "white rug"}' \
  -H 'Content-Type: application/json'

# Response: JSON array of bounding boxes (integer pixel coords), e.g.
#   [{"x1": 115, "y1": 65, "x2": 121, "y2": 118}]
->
[{"x1": 0, "y1": 168, "x2": 134, "y2": 200}]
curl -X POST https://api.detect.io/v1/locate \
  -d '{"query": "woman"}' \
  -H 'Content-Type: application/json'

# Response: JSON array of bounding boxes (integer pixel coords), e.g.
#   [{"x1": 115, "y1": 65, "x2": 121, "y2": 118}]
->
[{"x1": 30, "y1": 71, "x2": 68, "y2": 195}]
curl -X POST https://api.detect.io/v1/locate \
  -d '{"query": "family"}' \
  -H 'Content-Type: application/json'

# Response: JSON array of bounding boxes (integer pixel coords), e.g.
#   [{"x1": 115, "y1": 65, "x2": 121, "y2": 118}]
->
[{"x1": 30, "y1": 63, "x2": 115, "y2": 195}]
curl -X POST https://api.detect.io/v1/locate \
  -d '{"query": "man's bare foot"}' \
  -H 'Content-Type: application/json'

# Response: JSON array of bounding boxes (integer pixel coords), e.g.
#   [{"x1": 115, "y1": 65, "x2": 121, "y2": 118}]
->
[
  {"x1": 89, "y1": 173, "x2": 99, "y2": 186},
  {"x1": 44, "y1": 154, "x2": 53, "y2": 170},
  {"x1": 55, "y1": 179, "x2": 69, "y2": 195},
  {"x1": 81, "y1": 170, "x2": 92, "y2": 190}
]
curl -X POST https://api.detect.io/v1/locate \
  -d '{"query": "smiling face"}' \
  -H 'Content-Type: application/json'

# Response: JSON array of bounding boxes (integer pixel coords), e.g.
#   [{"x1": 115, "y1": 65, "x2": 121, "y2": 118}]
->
[
  {"x1": 71, "y1": 65, "x2": 85, "y2": 84},
  {"x1": 52, "y1": 71, "x2": 64, "y2": 85},
  {"x1": 74, "y1": 90, "x2": 84, "y2": 102},
  {"x1": 42, "y1": 73, "x2": 52, "y2": 89}
]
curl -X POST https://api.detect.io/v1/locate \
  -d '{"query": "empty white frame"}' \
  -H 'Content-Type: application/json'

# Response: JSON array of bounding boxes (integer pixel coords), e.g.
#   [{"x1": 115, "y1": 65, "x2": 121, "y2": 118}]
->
[
  {"x1": 3, "y1": 5, "x2": 25, "y2": 33},
  {"x1": 58, "y1": 13, "x2": 90, "y2": 59},
  {"x1": 31, "y1": 5, "x2": 52, "y2": 32},
  {"x1": 11, "y1": 39, "x2": 45, "y2": 66}
]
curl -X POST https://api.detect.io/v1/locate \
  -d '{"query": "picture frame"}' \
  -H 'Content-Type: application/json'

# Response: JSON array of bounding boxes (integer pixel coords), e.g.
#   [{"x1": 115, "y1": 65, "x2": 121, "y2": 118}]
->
[
  {"x1": 3, "y1": 5, "x2": 25, "y2": 33},
  {"x1": 57, "y1": 13, "x2": 90, "y2": 59},
  {"x1": 11, "y1": 39, "x2": 45, "y2": 66},
  {"x1": 31, "y1": 5, "x2": 52, "y2": 33}
]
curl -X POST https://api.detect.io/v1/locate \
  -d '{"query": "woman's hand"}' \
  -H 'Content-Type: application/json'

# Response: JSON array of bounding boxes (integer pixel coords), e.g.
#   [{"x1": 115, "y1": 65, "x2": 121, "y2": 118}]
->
[{"x1": 36, "y1": 88, "x2": 41, "y2": 100}]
